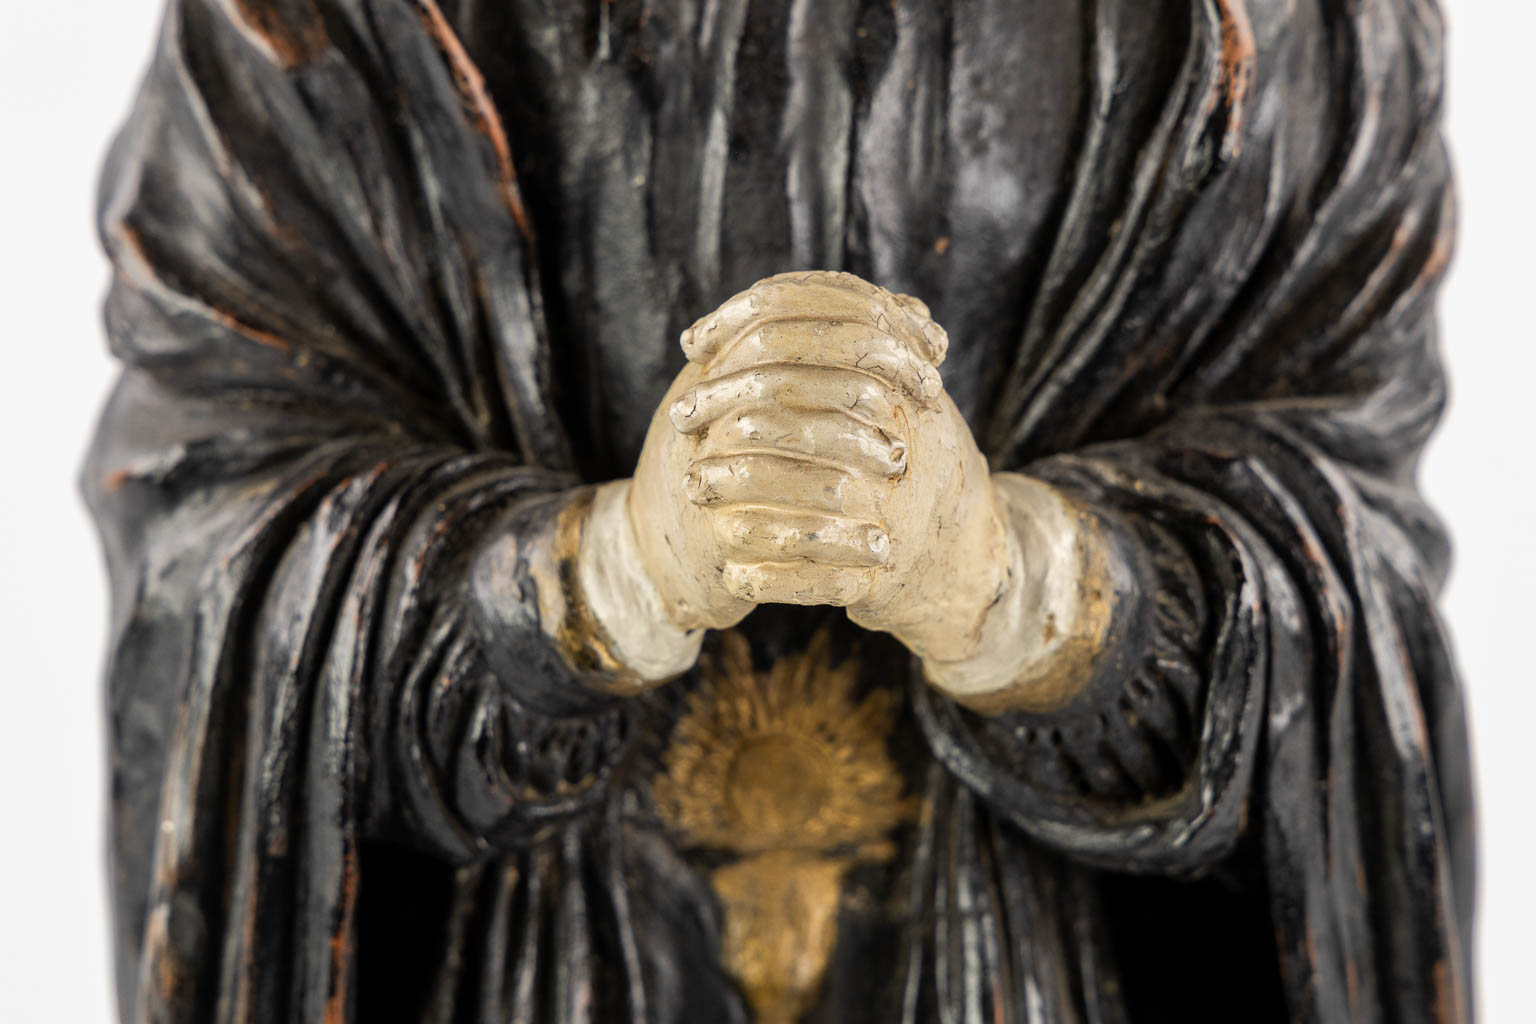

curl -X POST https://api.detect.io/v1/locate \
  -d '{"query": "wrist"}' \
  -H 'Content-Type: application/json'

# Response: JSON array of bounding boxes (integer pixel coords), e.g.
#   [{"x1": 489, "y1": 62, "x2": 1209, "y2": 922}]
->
[
  {"x1": 919, "y1": 473, "x2": 1124, "y2": 714},
  {"x1": 573, "y1": 480, "x2": 705, "y2": 687}
]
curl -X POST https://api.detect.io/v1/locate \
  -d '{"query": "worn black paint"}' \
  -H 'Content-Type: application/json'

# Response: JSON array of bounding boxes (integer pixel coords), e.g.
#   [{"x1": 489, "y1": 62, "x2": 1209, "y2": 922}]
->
[{"x1": 87, "y1": 1, "x2": 1472, "y2": 1021}]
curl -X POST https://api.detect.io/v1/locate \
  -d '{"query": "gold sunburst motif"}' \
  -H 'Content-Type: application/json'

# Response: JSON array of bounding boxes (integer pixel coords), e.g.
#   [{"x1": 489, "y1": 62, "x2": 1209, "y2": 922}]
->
[{"x1": 654, "y1": 628, "x2": 914, "y2": 1024}]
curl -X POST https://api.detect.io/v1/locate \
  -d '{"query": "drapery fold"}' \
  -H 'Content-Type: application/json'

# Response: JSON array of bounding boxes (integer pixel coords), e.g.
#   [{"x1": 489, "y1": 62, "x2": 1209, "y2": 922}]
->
[
  {"x1": 89, "y1": 2, "x2": 624, "y2": 1018},
  {"x1": 88, "y1": 1, "x2": 1471, "y2": 1020}
]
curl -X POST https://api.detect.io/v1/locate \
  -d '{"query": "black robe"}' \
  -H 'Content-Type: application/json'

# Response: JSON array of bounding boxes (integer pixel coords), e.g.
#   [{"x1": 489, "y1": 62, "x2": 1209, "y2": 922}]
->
[{"x1": 86, "y1": 0, "x2": 1473, "y2": 1021}]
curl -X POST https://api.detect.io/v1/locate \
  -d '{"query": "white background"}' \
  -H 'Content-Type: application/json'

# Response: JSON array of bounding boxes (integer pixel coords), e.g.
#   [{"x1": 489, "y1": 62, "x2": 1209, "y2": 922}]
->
[{"x1": 1, "y1": 2, "x2": 1531, "y2": 1020}]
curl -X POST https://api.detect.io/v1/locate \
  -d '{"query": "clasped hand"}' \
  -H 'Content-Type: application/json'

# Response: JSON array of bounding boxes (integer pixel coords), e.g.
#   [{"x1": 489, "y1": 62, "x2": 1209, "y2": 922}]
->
[{"x1": 629, "y1": 272, "x2": 1008, "y2": 663}]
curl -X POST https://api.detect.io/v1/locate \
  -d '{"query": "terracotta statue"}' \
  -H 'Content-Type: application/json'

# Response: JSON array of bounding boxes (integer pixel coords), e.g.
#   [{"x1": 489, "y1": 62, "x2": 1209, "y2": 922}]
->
[{"x1": 86, "y1": 1, "x2": 1473, "y2": 1021}]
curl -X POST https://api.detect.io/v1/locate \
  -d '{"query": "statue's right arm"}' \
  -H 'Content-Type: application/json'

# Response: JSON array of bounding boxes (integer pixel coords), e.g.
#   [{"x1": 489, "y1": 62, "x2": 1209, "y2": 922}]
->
[{"x1": 84, "y1": 0, "x2": 674, "y2": 865}]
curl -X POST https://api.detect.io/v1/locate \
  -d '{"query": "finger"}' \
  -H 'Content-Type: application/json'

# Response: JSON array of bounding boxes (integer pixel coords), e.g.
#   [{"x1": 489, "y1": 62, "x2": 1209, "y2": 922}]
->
[
  {"x1": 712, "y1": 507, "x2": 890, "y2": 567},
  {"x1": 696, "y1": 407, "x2": 908, "y2": 477},
  {"x1": 685, "y1": 454, "x2": 856, "y2": 514},
  {"x1": 721, "y1": 560, "x2": 877, "y2": 607},
  {"x1": 679, "y1": 271, "x2": 948, "y2": 366},
  {"x1": 706, "y1": 319, "x2": 942, "y2": 404},
  {"x1": 669, "y1": 365, "x2": 903, "y2": 437}
]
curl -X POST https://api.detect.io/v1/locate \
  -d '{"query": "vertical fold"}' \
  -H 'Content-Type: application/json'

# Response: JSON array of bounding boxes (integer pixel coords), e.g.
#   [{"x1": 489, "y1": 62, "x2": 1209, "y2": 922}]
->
[{"x1": 782, "y1": 0, "x2": 861, "y2": 269}]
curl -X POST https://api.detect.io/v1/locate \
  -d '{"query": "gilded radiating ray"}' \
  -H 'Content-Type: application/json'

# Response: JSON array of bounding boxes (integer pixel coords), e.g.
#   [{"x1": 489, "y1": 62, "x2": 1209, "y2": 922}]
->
[
  {"x1": 654, "y1": 628, "x2": 914, "y2": 1024},
  {"x1": 654, "y1": 628, "x2": 913, "y2": 857}
]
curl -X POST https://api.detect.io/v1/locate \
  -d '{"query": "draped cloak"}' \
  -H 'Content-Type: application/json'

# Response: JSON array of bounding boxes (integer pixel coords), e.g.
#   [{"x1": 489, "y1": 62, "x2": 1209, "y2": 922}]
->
[{"x1": 85, "y1": 0, "x2": 1474, "y2": 1021}]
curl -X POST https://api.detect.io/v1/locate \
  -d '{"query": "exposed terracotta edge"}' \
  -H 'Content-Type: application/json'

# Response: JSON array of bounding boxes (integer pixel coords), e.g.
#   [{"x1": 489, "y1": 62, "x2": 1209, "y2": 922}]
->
[
  {"x1": 113, "y1": 222, "x2": 296, "y2": 354},
  {"x1": 1215, "y1": 0, "x2": 1256, "y2": 158},
  {"x1": 226, "y1": 0, "x2": 331, "y2": 71},
  {"x1": 322, "y1": 848, "x2": 360, "y2": 1024},
  {"x1": 412, "y1": 0, "x2": 536, "y2": 244}
]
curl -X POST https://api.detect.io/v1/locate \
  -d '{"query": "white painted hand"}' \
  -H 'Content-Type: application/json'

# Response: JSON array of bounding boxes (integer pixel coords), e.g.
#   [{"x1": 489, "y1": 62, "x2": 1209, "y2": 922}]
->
[{"x1": 628, "y1": 272, "x2": 1008, "y2": 660}]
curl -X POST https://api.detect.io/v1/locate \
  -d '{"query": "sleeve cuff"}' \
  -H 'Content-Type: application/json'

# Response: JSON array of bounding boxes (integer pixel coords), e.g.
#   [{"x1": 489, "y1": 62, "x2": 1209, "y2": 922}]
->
[{"x1": 467, "y1": 482, "x2": 701, "y2": 716}]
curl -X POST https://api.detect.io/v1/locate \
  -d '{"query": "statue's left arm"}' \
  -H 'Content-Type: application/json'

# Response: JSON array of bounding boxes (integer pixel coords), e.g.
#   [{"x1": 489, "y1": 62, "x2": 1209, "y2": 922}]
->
[{"x1": 894, "y1": 4, "x2": 1472, "y2": 1020}]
